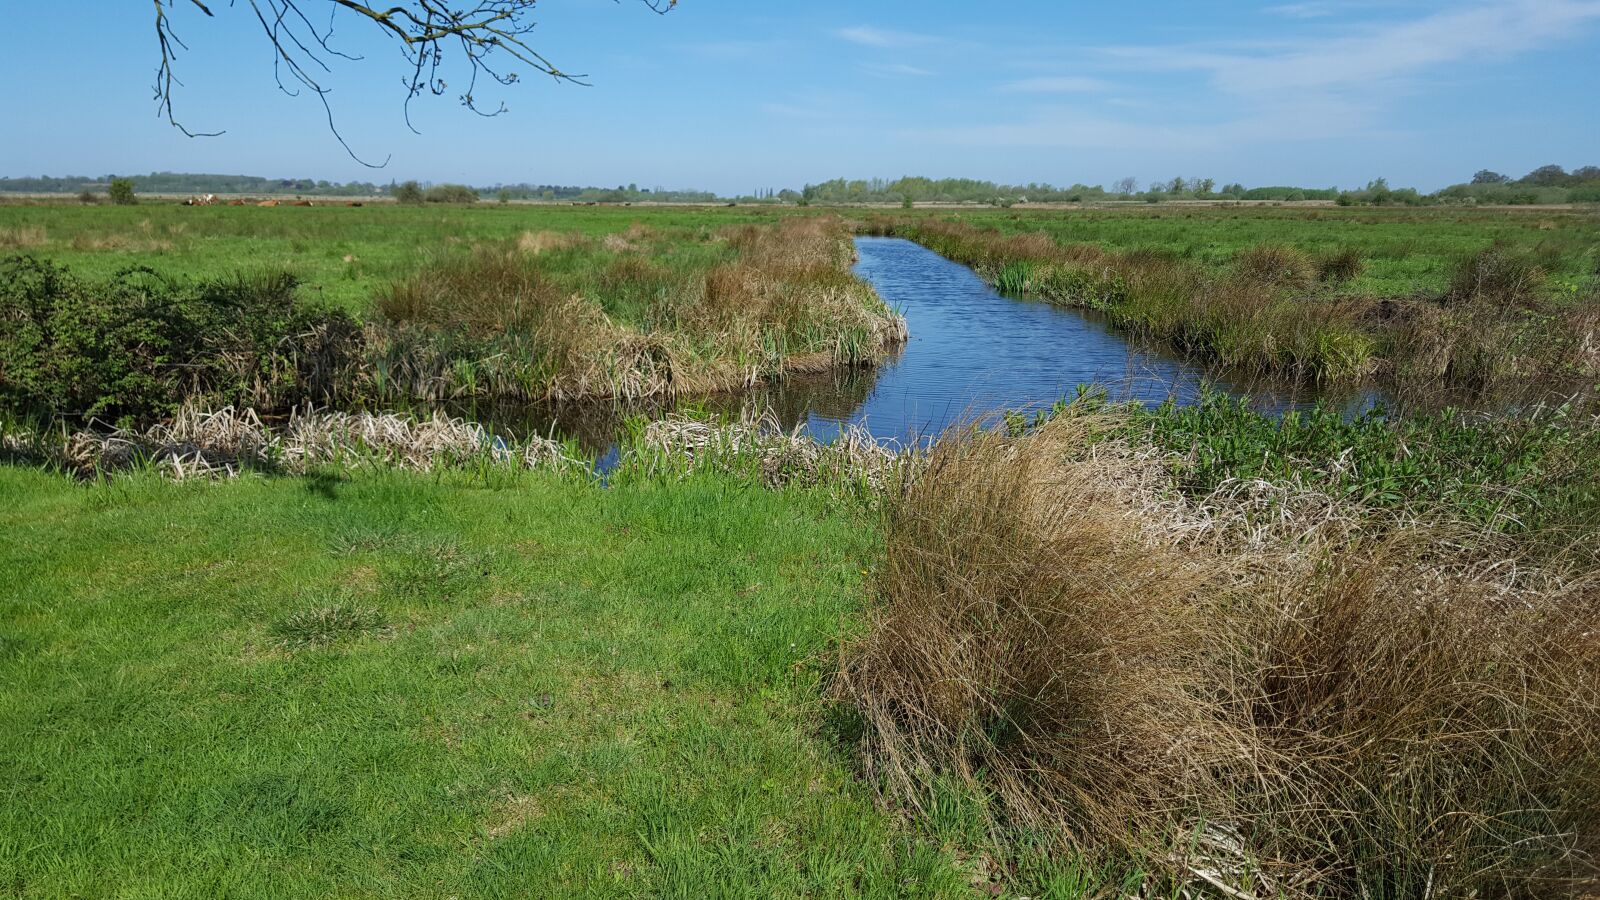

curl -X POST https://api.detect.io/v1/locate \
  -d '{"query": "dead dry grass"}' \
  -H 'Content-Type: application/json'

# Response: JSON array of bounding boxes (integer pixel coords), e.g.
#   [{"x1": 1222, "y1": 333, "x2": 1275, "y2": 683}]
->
[
  {"x1": 371, "y1": 217, "x2": 906, "y2": 404},
  {"x1": 0, "y1": 225, "x2": 47, "y2": 249},
  {"x1": 41, "y1": 405, "x2": 580, "y2": 479},
  {"x1": 835, "y1": 410, "x2": 1600, "y2": 897}
]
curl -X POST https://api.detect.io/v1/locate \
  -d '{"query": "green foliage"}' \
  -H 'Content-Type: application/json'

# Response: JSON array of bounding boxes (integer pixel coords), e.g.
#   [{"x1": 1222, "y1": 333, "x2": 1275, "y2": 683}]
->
[
  {"x1": 423, "y1": 183, "x2": 479, "y2": 204},
  {"x1": 1130, "y1": 391, "x2": 1600, "y2": 537},
  {"x1": 107, "y1": 178, "x2": 136, "y2": 206},
  {"x1": 0, "y1": 255, "x2": 358, "y2": 421},
  {"x1": 393, "y1": 180, "x2": 424, "y2": 204}
]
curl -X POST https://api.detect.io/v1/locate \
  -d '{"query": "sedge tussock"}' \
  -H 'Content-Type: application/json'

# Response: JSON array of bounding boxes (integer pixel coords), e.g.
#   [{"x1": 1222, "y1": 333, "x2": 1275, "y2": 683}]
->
[{"x1": 835, "y1": 408, "x2": 1600, "y2": 897}]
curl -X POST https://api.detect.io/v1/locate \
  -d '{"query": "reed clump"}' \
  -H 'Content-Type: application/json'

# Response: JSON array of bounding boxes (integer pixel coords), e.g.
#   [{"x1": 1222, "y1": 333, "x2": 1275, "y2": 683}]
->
[
  {"x1": 622, "y1": 408, "x2": 910, "y2": 498},
  {"x1": 836, "y1": 409, "x2": 1600, "y2": 897},
  {"x1": 0, "y1": 225, "x2": 47, "y2": 249},
  {"x1": 367, "y1": 217, "x2": 906, "y2": 405},
  {"x1": 41, "y1": 405, "x2": 581, "y2": 479}
]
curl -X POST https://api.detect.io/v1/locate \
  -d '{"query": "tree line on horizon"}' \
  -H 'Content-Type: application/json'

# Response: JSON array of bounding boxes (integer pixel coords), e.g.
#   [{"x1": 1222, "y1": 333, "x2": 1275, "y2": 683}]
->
[{"x1": 3, "y1": 163, "x2": 1597, "y2": 206}]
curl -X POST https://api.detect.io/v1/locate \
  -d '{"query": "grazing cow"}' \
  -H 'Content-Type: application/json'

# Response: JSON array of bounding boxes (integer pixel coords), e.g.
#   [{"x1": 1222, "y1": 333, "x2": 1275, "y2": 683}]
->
[
  {"x1": 292, "y1": 200, "x2": 313, "y2": 207},
  {"x1": 229, "y1": 199, "x2": 247, "y2": 206},
  {"x1": 347, "y1": 202, "x2": 363, "y2": 207},
  {"x1": 257, "y1": 199, "x2": 279, "y2": 207}
]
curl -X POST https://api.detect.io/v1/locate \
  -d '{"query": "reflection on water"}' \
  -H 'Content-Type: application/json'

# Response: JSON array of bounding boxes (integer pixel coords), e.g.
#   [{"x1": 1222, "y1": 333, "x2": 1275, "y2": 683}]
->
[{"x1": 446, "y1": 236, "x2": 1380, "y2": 462}]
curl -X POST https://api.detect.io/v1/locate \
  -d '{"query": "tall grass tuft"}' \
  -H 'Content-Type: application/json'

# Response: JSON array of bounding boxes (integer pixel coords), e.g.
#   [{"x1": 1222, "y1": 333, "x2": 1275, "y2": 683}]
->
[
  {"x1": 837, "y1": 409, "x2": 1600, "y2": 896},
  {"x1": 367, "y1": 217, "x2": 905, "y2": 404}
]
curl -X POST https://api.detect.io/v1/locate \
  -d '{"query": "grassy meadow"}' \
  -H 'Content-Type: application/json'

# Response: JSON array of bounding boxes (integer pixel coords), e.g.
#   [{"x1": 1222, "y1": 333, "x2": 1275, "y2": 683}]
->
[
  {"x1": 5, "y1": 199, "x2": 1600, "y2": 896},
  {"x1": 0, "y1": 465, "x2": 988, "y2": 897}
]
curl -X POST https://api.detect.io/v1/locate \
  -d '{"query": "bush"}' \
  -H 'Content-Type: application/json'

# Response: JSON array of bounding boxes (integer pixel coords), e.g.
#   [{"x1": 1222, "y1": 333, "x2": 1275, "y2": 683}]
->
[
  {"x1": 393, "y1": 180, "x2": 424, "y2": 205},
  {"x1": 423, "y1": 184, "x2": 479, "y2": 204},
  {"x1": 0, "y1": 256, "x2": 359, "y2": 421},
  {"x1": 107, "y1": 178, "x2": 136, "y2": 206},
  {"x1": 76, "y1": 190, "x2": 97, "y2": 205}
]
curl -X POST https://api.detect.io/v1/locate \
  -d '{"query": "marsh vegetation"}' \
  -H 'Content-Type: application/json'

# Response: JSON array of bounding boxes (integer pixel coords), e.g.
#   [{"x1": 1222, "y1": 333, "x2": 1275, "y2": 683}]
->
[{"x1": 3, "y1": 201, "x2": 1600, "y2": 896}]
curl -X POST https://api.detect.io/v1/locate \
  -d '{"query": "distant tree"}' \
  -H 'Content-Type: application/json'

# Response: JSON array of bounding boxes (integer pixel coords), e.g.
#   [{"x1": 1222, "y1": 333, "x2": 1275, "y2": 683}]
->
[
  {"x1": 1114, "y1": 176, "x2": 1138, "y2": 196},
  {"x1": 1193, "y1": 177, "x2": 1215, "y2": 196},
  {"x1": 108, "y1": 178, "x2": 137, "y2": 206},
  {"x1": 496, "y1": 188, "x2": 512, "y2": 204},
  {"x1": 76, "y1": 190, "x2": 98, "y2": 205},
  {"x1": 1521, "y1": 165, "x2": 1569, "y2": 186},
  {"x1": 1573, "y1": 166, "x2": 1600, "y2": 182},
  {"x1": 424, "y1": 184, "x2": 480, "y2": 204},
  {"x1": 1167, "y1": 176, "x2": 1187, "y2": 194},
  {"x1": 1472, "y1": 169, "x2": 1510, "y2": 185},
  {"x1": 393, "y1": 180, "x2": 425, "y2": 204}
]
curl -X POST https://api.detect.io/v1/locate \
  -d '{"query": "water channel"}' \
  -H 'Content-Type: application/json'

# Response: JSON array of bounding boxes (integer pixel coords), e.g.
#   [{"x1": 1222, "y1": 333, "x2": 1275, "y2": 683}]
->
[{"x1": 470, "y1": 236, "x2": 1370, "y2": 462}]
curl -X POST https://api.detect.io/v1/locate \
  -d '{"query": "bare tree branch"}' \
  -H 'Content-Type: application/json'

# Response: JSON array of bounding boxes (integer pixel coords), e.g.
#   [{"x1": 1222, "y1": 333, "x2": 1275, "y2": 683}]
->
[{"x1": 152, "y1": 0, "x2": 677, "y2": 165}]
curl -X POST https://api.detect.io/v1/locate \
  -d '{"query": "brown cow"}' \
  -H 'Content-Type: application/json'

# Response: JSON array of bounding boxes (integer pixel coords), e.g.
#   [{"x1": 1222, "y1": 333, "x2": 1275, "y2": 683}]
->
[
  {"x1": 257, "y1": 199, "x2": 280, "y2": 207},
  {"x1": 292, "y1": 201, "x2": 313, "y2": 207}
]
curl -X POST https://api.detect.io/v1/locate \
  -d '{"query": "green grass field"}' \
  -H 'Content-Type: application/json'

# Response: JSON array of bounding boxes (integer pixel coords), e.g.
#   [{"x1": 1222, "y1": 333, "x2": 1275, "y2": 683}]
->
[
  {"x1": 4, "y1": 202, "x2": 1597, "y2": 311},
  {"x1": 0, "y1": 465, "x2": 999, "y2": 898},
  {"x1": 0, "y1": 204, "x2": 787, "y2": 312},
  {"x1": 891, "y1": 205, "x2": 1600, "y2": 297}
]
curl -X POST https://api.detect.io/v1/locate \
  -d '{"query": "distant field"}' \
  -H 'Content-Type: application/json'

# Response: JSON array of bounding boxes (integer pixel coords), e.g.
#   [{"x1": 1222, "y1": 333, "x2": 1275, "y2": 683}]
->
[
  {"x1": 0, "y1": 204, "x2": 788, "y2": 311},
  {"x1": 893, "y1": 205, "x2": 1600, "y2": 298},
  {"x1": 2, "y1": 202, "x2": 1595, "y2": 310}
]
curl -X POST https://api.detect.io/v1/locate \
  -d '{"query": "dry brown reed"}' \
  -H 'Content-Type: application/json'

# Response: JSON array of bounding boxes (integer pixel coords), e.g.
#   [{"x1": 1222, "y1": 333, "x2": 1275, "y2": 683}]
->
[
  {"x1": 1234, "y1": 244, "x2": 1317, "y2": 290},
  {"x1": 631, "y1": 409, "x2": 909, "y2": 493},
  {"x1": 0, "y1": 225, "x2": 47, "y2": 249},
  {"x1": 49, "y1": 406, "x2": 579, "y2": 479},
  {"x1": 516, "y1": 229, "x2": 581, "y2": 255},
  {"x1": 370, "y1": 217, "x2": 906, "y2": 405},
  {"x1": 836, "y1": 410, "x2": 1600, "y2": 897}
]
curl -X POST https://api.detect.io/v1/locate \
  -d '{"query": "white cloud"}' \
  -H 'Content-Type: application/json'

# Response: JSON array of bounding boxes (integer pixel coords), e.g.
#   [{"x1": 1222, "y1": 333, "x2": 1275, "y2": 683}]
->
[
  {"x1": 1000, "y1": 76, "x2": 1112, "y2": 93},
  {"x1": 862, "y1": 63, "x2": 934, "y2": 78},
  {"x1": 1108, "y1": 0, "x2": 1600, "y2": 95},
  {"x1": 836, "y1": 25, "x2": 942, "y2": 48},
  {"x1": 1262, "y1": 2, "x2": 1342, "y2": 18}
]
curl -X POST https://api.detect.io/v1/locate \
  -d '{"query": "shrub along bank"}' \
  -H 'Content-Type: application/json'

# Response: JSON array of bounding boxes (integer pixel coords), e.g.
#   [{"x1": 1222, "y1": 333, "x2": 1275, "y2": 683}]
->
[{"x1": 0, "y1": 217, "x2": 905, "y2": 422}]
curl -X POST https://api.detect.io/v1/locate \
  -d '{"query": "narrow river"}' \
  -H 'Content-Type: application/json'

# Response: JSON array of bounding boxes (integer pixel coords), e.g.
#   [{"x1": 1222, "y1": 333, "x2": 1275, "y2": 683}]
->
[
  {"x1": 745, "y1": 236, "x2": 1347, "y2": 445},
  {"x1": 478, "y1": 236, "x2": 1361, "y2": 460}
]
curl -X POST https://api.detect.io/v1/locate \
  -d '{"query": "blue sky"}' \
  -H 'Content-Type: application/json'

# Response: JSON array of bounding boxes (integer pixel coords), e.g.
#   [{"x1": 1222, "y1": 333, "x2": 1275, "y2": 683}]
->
[{"x1": 2, "y1": 0, "x2": 1597, "y2": 192}]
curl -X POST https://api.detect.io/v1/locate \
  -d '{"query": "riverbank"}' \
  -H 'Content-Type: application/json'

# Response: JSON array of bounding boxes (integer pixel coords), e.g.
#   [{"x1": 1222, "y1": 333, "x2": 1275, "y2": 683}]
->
[
  {"x1": 866, "y1": 217, "x2": 1600, "y2": 402},
  {"x1": 1, "y1": 216, "x2": 906, "y2": 419}
]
